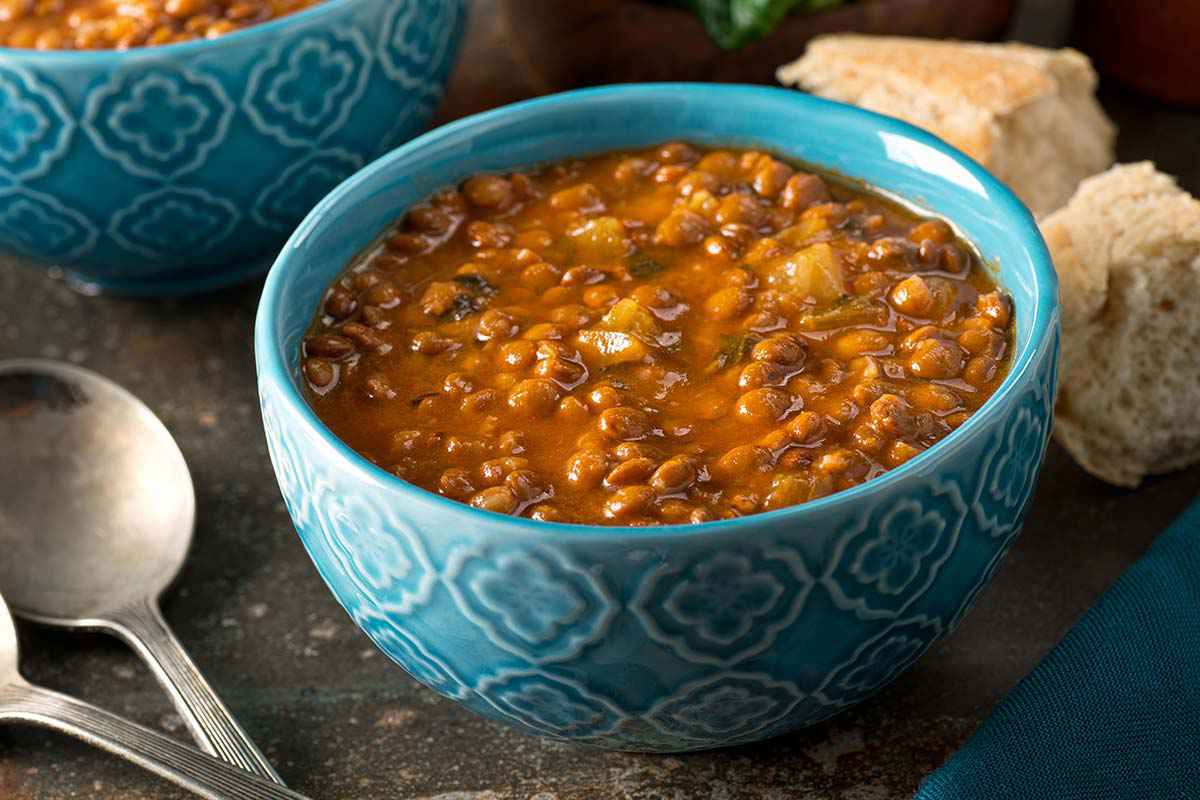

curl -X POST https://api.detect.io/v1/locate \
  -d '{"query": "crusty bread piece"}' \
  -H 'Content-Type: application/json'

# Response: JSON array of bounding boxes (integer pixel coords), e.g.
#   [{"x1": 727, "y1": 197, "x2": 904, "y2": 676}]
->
[
  {"x1": 777, "y1": 35, "x2": 1116, "y2": 217},
  {"x1": 1041, "y1": 163, "x2": 1200, "y2": 487}
]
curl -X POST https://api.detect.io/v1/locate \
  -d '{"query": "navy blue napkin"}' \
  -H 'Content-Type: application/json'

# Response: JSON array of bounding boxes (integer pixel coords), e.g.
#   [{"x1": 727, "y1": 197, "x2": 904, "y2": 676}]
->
[{"x1": 917, "y1": 499, "x2": 1200, "y2": 799}]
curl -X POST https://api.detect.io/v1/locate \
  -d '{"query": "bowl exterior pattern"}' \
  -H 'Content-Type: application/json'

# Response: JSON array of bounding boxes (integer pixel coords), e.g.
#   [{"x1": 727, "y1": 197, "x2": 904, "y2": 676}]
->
[
  {"x1": 0, "y1": 0, "x2": 464, "y2": 293},
  {"x1": 258, "y1": 325, "x2": 1057, "y2": 751}
]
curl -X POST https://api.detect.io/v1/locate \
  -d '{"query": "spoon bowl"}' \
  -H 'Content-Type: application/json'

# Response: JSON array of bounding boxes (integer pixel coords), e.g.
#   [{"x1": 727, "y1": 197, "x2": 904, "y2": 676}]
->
[
  {"x1": 0, "y1": 359, "x2": 280, "y2": 782},
  {"x1": 0, "y1": 360, "x2": 193, "y2": 622}
]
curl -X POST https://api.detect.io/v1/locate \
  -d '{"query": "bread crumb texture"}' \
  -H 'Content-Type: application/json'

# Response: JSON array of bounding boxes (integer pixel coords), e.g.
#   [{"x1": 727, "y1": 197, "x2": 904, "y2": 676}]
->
[
  {"x1": 777, "y1": 35, "x2": 1116, "y2": 217},
  {"x1": 1041, "y1": 163, "x2": 1200, "y2": 487}
]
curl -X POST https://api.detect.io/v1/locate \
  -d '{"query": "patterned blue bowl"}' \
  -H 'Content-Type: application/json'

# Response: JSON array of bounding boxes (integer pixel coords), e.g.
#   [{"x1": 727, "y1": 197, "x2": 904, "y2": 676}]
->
[
  {"x1": 0, "y1": 0, "x2": 465, "y2": 295},
  {"x1": 255, "y1": 84, "x2": 1060, "y2": 752}
]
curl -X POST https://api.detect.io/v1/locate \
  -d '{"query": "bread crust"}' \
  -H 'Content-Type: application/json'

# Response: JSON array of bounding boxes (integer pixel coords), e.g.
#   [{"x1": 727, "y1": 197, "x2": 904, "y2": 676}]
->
[
  {"x1": 1041, "y1": 163, "x2": 1200, "y2": 487},
  {"x1": 777, "y1": 35, "x2": 1116, "y2": 217}
]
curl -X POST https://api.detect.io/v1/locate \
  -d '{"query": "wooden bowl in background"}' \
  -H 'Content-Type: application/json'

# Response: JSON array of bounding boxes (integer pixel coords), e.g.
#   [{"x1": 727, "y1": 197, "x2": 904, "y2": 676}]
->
[
  {"x1": 439, "y1": 0, "x2": 1015, "y2": 120},
  {"x1": 499, "y1": 0, "x2": 1016, "y2": 88},
  {"x1": 1076, "y1": 0, "x2": 1200, "y2": 108}
]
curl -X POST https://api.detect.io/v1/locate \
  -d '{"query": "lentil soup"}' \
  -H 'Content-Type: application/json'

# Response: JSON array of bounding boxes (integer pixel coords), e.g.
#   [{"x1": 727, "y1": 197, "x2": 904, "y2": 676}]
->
[
  {"x1": 300, "y1": 142, "x2": 1014, "y2": 526},
  {"x1": 0, "y1": 0, "x2": 323, "y2": 49}
]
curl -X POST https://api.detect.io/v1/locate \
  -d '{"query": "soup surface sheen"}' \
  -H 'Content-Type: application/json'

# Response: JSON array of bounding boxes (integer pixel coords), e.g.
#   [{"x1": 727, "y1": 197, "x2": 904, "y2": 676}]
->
[
  {"x1": 301, "y1": 142, "x2": 1014, "y2": 526},
  {"x1": 0, "y1": 0, "x2": 322, "y2": 49}
]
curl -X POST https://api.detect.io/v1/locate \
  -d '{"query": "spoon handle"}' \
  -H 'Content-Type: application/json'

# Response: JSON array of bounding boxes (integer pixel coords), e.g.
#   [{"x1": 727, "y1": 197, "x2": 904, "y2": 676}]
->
[
  {"x1": 0, "y1": 682, "x2": 309, "y2": 800},
  {"x1": 105, "y1": 598, "x2": 283, "y2": 784}
]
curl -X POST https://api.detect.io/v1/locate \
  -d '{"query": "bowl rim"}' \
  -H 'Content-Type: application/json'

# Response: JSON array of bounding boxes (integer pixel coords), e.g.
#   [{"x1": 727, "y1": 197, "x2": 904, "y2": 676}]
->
[
  {"x1": 256, "y1": 82, "x2": 1058, "y2": 540},
  {"x1": 0, "y1": 0, "x2": 364, "y2": 60}
]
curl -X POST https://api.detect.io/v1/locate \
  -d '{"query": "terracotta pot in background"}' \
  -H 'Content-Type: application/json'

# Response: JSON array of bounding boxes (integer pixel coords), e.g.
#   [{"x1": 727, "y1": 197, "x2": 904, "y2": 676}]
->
[
  {"x1": 497, "y1": 0, "x2": 1016, "y2": 88},
  {"x1": 1076, "y1": 0, "x2": 1200, "y2": 107}
]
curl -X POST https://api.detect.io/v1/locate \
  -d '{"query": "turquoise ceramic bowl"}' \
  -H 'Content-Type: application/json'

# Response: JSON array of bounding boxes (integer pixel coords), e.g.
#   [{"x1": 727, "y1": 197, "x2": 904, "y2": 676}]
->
[
  {"x1": 0, "y1": 0, "x2": 465, "y2": 295},
  {"x1": 255, "y1": 84, "x2": 1060, "y2": 752}
]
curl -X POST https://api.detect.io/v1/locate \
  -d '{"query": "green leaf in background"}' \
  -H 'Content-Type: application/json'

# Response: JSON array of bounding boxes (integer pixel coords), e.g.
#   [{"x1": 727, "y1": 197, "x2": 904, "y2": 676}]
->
[{"x1": 679, "y1": 0, "x2": 849, "y2": 49}]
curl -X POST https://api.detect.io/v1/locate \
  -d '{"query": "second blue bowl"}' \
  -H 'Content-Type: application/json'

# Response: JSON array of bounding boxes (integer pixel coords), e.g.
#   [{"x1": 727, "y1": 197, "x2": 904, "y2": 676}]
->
[{"x1": 0, "y1": 0, "x2": 466, "y2": 294}]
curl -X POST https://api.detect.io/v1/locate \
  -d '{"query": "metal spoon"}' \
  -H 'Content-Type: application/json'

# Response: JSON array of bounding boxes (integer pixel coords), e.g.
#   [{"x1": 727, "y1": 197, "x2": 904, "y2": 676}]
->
[
  {"x1": 0, "y1": 590, "x2": 308, "y2": 800},
  {"x1": 0, "y1": 359, "x2": 281, "y2": 783}
]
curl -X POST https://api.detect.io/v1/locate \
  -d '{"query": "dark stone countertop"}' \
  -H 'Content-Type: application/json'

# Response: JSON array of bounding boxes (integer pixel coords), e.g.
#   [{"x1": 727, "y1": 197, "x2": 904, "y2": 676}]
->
[{"x1": 2, "y1": 3, "x2": 1199, "y2": 798}]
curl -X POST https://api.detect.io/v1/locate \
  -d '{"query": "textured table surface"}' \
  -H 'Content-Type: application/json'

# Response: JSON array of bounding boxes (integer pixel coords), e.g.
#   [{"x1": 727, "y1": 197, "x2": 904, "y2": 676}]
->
[{"x1": 2, "y1": 3, "x2": 1199, "y2": 798}]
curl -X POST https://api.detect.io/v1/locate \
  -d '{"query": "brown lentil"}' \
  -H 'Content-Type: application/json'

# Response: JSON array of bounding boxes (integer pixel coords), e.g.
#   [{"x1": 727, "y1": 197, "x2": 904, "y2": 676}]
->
[{"x1": 0, "y1": 0, "x2": 322, "y2": 48}]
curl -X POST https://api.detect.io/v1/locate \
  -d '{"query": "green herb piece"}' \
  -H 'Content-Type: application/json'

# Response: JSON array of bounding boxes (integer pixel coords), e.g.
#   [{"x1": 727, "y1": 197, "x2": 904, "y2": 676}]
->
[
  {"x1": 708, "y1": 332, "x2": 762, "y2": 373},
  {"x1": 452, "y1": 273, "x2": 496, "y2": 293},
  {"x1": 678, "y1": 0, "x2": 848, "y2": 50},
  {"x1": 441, "y1": 273, "x2": 497, "y2": 320},
  {"x1": 628, "y1": 255, "x2": 666, "y2": 279},
  {"x1": 796, "y1": 294, "x2": 884, "y2": 331}
]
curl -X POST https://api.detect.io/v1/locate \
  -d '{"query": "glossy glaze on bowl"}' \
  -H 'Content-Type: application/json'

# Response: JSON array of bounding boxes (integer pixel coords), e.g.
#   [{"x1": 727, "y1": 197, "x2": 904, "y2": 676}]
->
[
  {"x1": 0, "y1": 0, "x2": 465, "y2": 294},
  {"x1": 255, "y1": 84, "x2": 1060, "y2": 752}
]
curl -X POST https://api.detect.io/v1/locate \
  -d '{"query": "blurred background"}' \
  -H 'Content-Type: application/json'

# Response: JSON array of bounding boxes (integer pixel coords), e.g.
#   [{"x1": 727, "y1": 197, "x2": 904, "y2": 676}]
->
[
  {"x1": 443, "y1": 0, "x2": 1193, "y2": 113},
  {"x1": 441, "y1": 0, "x2": 1196, "y2": 189}
]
